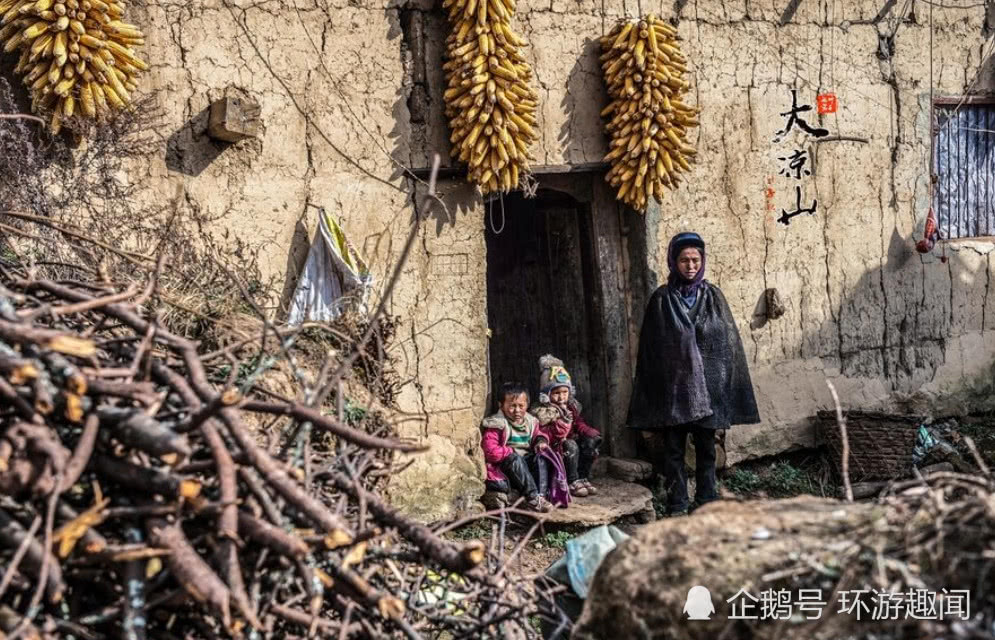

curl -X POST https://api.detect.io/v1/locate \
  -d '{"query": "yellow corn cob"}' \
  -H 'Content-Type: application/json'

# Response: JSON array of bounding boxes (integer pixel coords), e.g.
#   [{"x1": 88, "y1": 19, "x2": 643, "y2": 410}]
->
[
  {"x1": 0, "y1": 0, "x2": 146, "y2": 132},
  {"x1": 442, "y1": 0, "x2": 537, "y2": 195},
  {"x1": 598, "y1": 14, "x2": 699, "y2": 210}
]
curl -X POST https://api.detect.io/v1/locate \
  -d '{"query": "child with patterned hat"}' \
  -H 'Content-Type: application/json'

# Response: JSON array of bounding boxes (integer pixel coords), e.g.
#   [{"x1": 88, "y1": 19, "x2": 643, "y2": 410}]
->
[{"x1": 531, "y1": 355, "x2": 602, "y2": 497}]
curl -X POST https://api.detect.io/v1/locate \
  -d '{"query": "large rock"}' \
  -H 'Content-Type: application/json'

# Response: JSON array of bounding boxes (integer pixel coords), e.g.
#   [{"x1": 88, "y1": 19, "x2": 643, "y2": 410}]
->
[{"x1": 573, "y1": 497, "x2": 886, "y2": 640}]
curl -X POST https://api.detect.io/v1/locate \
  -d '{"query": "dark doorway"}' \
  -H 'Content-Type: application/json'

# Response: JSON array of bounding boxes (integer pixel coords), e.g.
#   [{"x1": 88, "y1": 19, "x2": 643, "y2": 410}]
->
[{"x1": 484, "y1": 189, "x2": 603, "y2": 430}]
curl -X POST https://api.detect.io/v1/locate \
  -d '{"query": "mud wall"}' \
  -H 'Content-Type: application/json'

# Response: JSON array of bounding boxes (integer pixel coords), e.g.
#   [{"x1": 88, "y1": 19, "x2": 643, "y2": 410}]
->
[
  {"x1": 19, "y1": 0, "x2": 994, "y2": 520},
  {"x1": 404, "y1": 0, "x2": 995, "y2": 496}
]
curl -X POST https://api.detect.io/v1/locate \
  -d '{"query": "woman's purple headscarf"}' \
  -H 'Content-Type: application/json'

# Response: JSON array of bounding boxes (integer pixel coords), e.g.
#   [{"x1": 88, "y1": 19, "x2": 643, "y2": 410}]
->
[{"x1": 667, "y1": 232, "x2": 706, "y2": 298}]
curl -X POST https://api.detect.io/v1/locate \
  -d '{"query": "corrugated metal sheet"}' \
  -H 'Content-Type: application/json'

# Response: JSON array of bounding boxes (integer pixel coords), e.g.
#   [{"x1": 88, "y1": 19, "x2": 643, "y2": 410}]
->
[{"x1": 935, "y1": 103, "x2": 995, "y2": 239}]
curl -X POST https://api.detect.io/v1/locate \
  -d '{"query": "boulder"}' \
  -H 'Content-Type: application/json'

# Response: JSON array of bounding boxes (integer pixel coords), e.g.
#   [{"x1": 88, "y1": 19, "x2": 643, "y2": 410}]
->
[{"x1": 573, "y1": 497, "x2": 888, "y2": 640}]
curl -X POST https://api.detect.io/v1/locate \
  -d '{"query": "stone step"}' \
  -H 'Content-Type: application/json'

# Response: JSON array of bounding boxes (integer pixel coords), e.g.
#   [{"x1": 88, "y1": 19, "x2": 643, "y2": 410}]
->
[
  {"x1": 517, "y1": 477, "x2": 655, "y2": 526},
  {"x1": 591, "y1": 456, "x2": 655, "y2": 483}
]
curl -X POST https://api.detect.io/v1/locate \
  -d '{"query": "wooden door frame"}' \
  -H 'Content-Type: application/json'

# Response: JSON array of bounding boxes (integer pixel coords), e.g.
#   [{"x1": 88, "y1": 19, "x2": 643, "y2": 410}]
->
[{"x1": 517, "y1": 173, "x2": 641, "y2": 458}]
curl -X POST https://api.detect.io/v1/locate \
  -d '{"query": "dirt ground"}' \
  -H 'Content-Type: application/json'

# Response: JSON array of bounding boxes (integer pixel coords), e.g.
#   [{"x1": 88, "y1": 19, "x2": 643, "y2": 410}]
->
[{"x1": 443, "y1": 516, "x2": 643, "y2": 581}]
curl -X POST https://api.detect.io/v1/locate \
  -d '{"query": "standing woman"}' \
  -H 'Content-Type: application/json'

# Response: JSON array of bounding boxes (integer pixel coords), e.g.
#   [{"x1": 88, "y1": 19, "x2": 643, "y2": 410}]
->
[{"x1": 627, "y1": 232, "x2": 760, "y2": 516}]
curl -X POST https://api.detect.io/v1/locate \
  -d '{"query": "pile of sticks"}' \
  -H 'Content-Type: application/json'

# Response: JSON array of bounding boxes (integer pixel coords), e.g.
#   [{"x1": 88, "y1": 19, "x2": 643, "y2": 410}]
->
[
  {"x1": 752, "y1": 469, "x2": 995, "y2": 639},
  {"x1": 0, "y1": 266, "x2": 552, "y2": 639}
]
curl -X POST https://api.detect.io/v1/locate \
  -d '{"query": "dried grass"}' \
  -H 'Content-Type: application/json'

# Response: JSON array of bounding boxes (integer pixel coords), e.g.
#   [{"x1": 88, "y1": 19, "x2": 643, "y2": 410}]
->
[{"x1": 1, "y1": 77, "x2": 279, "y2": 350}]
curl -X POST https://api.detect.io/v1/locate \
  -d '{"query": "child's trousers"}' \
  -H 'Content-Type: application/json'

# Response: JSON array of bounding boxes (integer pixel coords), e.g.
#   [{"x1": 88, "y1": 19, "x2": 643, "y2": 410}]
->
[
  {"x1": 562, "y1": 435, "x2": 600, "y2": 483},
  {"x1": 526, "y1": 452, "x2": 555, "y2": 497},
  {"x1": 484, "y1": 452, "x2": 539, "y2": 500}
]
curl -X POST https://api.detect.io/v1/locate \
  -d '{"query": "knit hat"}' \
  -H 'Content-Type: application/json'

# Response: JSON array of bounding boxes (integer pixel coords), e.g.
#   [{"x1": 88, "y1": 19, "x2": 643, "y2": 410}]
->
[{"x1": 538, "y1": 354, "x2": 574, "y2": 399}]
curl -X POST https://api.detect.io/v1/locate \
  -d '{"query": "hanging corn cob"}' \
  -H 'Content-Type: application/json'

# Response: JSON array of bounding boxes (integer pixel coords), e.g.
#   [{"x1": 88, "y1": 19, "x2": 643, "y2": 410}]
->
[
  {"x1": 441, "y1": 0, "x2": 538, "y2": 195},
  {"x1": 599, "y1": 15, "x2": 700, "y2": 211},
  {"x1": 0, "y1": 0, "x2": 147, "y2": 134}
]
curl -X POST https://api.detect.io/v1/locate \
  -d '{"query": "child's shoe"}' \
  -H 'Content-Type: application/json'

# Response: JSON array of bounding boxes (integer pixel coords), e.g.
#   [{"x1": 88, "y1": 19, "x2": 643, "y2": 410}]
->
[
  {"x1": 569, "y1": 481, "x2": 589, "y2": 497},
  {"x1": 527, "y1": 495, "x2": 553, "y2": 513},
  {"x1": 581, "y1": 479, "x2": 598, "y2": 495},
  {"x1": 480, "y1": 490, "x2": 509, "y2": 511}
]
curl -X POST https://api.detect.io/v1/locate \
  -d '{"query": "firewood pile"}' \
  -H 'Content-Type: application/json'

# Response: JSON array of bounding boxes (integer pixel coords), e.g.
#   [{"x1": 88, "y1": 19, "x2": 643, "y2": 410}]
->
[{"x1": 0, "y1": 266, "x2": 553, "y2": 639}]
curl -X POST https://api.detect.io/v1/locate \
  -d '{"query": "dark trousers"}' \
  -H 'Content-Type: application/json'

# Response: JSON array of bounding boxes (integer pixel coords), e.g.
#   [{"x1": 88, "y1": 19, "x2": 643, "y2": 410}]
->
[
  {"x1": 662, "y1": 425, "x2": 718, "y2": 512},
  {"x1": 484, "y1": 452, "x2": 538, "y2": 500},
  {"x1": 526, "y1": 452, "x2": 554, "y2": 497},
  {"x1": 560, "y1": 436, "x2": 600, "y2": 484}
]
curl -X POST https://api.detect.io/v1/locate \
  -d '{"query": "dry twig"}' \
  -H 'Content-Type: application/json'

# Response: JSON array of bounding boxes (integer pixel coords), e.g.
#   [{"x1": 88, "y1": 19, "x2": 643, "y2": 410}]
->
[{"x1": 0, "y1": 156, "x2": 556, "y2": 638}]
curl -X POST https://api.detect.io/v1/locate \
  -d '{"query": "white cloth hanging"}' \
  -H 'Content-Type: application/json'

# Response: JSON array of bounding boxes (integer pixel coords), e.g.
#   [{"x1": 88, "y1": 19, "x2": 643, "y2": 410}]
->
[{"x1": 287, "y1": 210, "x2": 372, "y2": 325}]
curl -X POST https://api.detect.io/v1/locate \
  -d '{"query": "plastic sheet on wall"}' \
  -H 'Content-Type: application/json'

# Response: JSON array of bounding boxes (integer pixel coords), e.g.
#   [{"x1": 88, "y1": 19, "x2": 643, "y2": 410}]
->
[
  {"x1": 287, "y1": 210, "x2": 373, "y2": 325},
  {"x1": 934, "y1": 103, "x2": 995, "y2": 239}
]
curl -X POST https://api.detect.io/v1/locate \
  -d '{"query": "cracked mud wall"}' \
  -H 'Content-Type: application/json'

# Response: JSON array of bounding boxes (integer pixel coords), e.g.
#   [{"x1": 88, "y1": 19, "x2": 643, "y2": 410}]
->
[
  {"x1": 24, "y1": 0, "x2": 993, "y2": 520},
  {"x1": 405, "y1": 0, "x2": 995, "y2": 474},
  {"x1": 89, "y1": 0, "x2": 490, "y2": 521},
  {"x1": 628, "y1": 1, "x2": 995, "y2": 463}
]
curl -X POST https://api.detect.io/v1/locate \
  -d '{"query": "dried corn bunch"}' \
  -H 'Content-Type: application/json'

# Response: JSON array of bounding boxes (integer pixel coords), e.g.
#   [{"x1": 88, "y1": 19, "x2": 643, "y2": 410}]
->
[
  {"x1": 0, "y1": 0, "x2": 147, "y2": 134},
  {"x1": 441, "y1": 0, "x2": 538, "y2": 194},
  {"x1": 600, "y1": 15, "x2": 700, "y2": 211}
]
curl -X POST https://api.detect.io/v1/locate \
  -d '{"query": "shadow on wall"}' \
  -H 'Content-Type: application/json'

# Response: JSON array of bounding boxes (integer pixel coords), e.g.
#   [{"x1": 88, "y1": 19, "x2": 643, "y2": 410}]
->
[
  {"x1": 390, "y1": 5, "x2": 425, "y2": 181},
  {"x1": 747, "y1": 226, "x2": 994, "y2": 414},
  {"x1": 750, "y1": 228, "x2": 916, "y2": 332},
  {"x1": 0, "y1": 61, "x2": 65, "y2": 173},
  {"x1": 165, "y1": 103, "x2": 235, "y2": 177},
  {"x1": 415, "y1": 179, "x2": 480, "y2": 237},
  {"x1": 559, "y1": 37, "x2": 608, "y2": 164},
  {"x1": 277, "y1": 211, "x2": 314, "y2": 318},
  {"x1": 972, "y1": 46, "x2": 995, "y2": 92},
  {"x1": 0, "y1": 60, "x2": 34, "y2": 115},
  {"x1": 672, "y1": 0, "x2": 692, "y2": 23},
  {"x1": 390, "y1": 6, "x2": 482, "y2": 235},
  {"x1": 391, "y1": 5, "x2": 545, "y2": 235}
]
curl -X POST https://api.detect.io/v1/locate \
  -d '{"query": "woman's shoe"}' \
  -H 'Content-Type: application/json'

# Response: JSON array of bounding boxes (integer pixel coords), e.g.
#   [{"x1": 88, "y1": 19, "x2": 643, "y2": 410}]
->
[{"x1": 569, "y1": 481, "x2": 589, "y2": 497}]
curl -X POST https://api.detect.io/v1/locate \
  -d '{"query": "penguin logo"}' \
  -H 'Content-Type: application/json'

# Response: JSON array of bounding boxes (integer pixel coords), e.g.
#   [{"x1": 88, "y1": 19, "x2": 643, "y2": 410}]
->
[{"x1": 682, "y1": 585, "x2": 715, "y2": 620}]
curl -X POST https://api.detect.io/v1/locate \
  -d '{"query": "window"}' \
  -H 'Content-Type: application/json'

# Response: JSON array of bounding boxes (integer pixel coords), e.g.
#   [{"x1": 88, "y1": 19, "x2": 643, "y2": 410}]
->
[{"x1": 934, "y1": 99, "x2": 995, "y2": 239}]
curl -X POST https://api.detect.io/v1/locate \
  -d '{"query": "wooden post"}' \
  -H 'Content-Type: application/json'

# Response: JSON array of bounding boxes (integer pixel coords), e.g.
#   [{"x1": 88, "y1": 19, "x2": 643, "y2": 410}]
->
[
  {"x1": 208, "y1": 96, "x2": 261, "y2": 143},
  {"x1": 586, "y1": 180, "x2": 637, "y2": 458}
]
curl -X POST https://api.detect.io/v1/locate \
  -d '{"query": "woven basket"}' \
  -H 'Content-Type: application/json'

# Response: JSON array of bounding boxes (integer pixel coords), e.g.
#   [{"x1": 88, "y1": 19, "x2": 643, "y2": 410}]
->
[{"x1": 816, "y1": 410, "x2": 923, "y2": 482}]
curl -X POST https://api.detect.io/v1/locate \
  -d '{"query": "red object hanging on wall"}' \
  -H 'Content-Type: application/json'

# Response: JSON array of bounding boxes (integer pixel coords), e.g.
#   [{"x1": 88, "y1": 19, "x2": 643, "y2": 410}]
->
[
  {"x1": 816, "y1": 93, "x2": 838, "y2": 114},
  {"x1": 916, "y1": 206, "x2": 941, "y2": 254}
]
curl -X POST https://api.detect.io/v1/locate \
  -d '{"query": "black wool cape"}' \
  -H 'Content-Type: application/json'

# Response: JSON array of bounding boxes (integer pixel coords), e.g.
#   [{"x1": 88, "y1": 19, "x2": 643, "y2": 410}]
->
[{"x1": 627, "y1": 282, "x2": 760, "y2": 430}]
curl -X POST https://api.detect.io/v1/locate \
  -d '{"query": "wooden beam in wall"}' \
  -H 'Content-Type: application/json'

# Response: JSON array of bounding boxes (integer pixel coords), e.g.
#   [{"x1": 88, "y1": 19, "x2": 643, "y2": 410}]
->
[{"x1": 407, "y1": 161, "x2": 609, "y2": 181}]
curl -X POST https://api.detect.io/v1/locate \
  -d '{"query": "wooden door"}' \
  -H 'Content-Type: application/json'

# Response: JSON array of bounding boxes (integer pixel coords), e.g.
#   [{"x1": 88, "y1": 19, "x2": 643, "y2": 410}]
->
[
  {"x1": 485, "y1": 191, "x2": 594, "y2": 415},
  {"x1": 484, "y1": 179, "x2": 638, "y2": 458}
]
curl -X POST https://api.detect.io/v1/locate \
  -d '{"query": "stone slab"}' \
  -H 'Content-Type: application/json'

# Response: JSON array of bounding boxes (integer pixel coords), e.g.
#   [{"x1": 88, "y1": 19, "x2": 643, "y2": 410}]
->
[
  {"x1": 520, "y1": 477, "x2": 654, "y2": 526},
  {"x1": 591, "y1": 456, "x2": 655, "y2": 482}
]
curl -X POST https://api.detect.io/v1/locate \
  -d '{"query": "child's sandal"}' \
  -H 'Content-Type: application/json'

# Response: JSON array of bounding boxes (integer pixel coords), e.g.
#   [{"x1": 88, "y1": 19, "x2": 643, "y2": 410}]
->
[
  {"x1": 582, "y1": 479, "x2": 598, "y2": 495},
  {"x1": 569, "y1": 481, "x2": 589, "y2": 497}
]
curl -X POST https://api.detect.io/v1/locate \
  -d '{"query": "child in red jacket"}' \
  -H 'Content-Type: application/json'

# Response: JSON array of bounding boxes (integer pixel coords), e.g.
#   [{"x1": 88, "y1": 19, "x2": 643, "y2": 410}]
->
[
  {"x1": 531, "y1": 355, "x2": 603, "y2": 497},
  {"x1": 480, "y1": 382, "x2": 555, "y2": 512}
]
